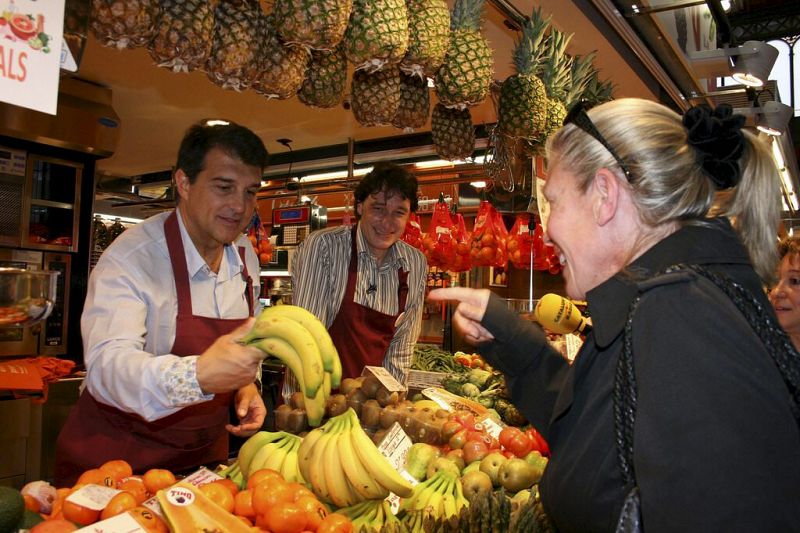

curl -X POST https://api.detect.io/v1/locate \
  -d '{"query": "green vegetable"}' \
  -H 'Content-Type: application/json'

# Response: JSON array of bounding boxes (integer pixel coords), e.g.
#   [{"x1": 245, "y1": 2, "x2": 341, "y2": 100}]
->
[
  {"x1": 477, "y1": 396, "x2": 495, "y2": 408},
  {"x1": 502, "y1": 404, "x2": 528, "y2": 426},
  {"x1": 468, "y1": 368, "x2": 492, "y2": 388},
  {"x1": 460, "y1": 382, "x2": 481, "y2": 397},
  {"x1": 441, "y1": 373, "x2": 468, "y2": 395}
]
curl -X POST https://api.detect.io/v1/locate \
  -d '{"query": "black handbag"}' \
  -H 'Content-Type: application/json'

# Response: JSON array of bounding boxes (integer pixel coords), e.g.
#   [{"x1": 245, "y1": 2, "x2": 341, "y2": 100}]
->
[{"x1": 613, "y1": 264, "x2": 800, "y2": 532}]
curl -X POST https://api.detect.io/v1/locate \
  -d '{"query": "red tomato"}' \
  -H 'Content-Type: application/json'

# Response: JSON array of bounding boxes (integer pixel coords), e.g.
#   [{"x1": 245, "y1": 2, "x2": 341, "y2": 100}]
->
[
  {"x1": 499, "y1": 426, "x2": 523, "y2": 450},
  {"x1": 506, "y1": 431, "x2": 534, "y2": 458},
  {"x1": 527, "y1": 427, "x2": 551, "y2": 457},
  {"x1": 462, "y1": 440, "x2": 489, "y2": 464}
]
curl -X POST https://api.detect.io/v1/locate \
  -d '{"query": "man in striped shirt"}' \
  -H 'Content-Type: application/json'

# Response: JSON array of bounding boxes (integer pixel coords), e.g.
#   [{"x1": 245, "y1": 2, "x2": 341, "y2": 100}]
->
[{"x1": 290, "y1": 163, "x2": 428, "y2": 391}]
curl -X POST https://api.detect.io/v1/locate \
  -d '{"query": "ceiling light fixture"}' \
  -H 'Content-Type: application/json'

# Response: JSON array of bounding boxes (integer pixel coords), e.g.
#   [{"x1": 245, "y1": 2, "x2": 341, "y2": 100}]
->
[
  {"x1": 204, "y1": 119, "x2": 230, "y2": 126},
  {"x1": 470, "y1": 180, "x2": 487, "y2": 189},
  {"x1": 733, "y1": 100, "x2": 793, "y2": 136},
  {"x1": 300, "y1": 166, "x2": 373, "y2": 183},
  {"x1": 689, "y1": 40, "x2": 779, "y2": 88}
]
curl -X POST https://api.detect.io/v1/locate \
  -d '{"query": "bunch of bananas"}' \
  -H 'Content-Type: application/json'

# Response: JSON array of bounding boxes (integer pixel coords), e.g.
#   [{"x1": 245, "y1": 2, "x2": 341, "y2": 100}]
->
[
  {"x1": 400, "y1": 470, "x2": 468, "y2": 528},
  {"x1": 298, "y1": 408, "x2": 414, "y2": 508},
  {"x1": 224, "y1": 431, "x2": 303, "y2": 488},
  {"x1": 335, "y1": 500, "x2": 405, "y2": 532},
  {"x1": 242, "y1": 305, "x2": 342, "y2": 426}
]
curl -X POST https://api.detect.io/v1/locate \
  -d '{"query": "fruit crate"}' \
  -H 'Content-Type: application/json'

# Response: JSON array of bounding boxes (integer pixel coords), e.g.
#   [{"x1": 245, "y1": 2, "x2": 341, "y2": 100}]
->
[{"x1": 407, "y1": 369, "x2": 448, "y2": 393}]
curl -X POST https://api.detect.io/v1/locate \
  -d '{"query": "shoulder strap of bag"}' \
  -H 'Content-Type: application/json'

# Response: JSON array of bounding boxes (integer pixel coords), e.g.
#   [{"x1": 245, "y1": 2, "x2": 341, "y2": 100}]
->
[{"x1": 614, "y1": 263, "x2": 800, "y2": 487}]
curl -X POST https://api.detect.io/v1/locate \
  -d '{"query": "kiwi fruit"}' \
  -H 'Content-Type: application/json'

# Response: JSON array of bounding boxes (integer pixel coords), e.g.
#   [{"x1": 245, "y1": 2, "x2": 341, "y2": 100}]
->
[
  {"x1": 339, "y1": 377, "x2": 360, "y2": 396},
  {"x1": 346, "y1": 387, "x2": 369, "y2": 417},
  {"x1": 326, "y1": 393, "x2": 348, "y2": 417},
  {"x1": 274, "y1": 403, "x2": 292, "y2": 431},
  {"x1": 376, "y1": 386, "x2": 400, "y2": 407},
  {"x1": 287, "y1": 408, "x2": 308, "y2": 434},
  {"x1": 289, "y1": 391, "x2": 306, "y2": 410},
  {"x1": 360, "y1": 374, "x2": 382, "y2": 399},
  {"x1": 360, "y1": 399, "x2": 382, "y2": 429},
  {"x1": 379, "y1": 404, "x2": 401, "y2": 429}
]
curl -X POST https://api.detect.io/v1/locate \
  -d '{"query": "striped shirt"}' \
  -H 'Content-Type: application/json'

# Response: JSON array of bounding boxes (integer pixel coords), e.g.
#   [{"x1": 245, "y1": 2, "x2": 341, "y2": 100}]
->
[{"x1": 286, "y1": 223, "x2": 427, "y2": 396}]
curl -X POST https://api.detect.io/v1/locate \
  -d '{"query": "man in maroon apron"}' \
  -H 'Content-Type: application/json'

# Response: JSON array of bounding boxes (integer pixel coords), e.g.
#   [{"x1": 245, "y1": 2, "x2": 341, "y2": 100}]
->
[
  {"x1": 55, "y1": 121, "x2": 268, "y2": 486},
  {"x1": 291, "y1": 163, "x2": 428, "y2": 386}
]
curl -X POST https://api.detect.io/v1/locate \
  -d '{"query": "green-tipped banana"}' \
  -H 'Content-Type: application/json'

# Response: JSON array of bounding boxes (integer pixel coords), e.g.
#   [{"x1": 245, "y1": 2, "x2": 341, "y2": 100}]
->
[
  {"x1": 338, "y1": 414, "x2": 390, "y2": 500},
  {"x1": 263, "y1": 434, "x2": 298, "y2": 473},
  {"x1": 237, "y1": 431, "x2": 288, "y2": 476},
  {"x1": 322, "y1": 417, "x2": 359, "y2": 508},
  {"x1": 323, "y1": 371, "x2": 332, "y2": 398},
  {"x1": 258, "y1": 304, "x2": 339, "y2": 373},
  {"x1": 251, "y1": 316, "x2": 324, "y2": 397},
  {"x1": 330, "y1": 348, "x2": 342, "y2": 389},
  {"x1": 248, "y1": 433, "x2": 292, "y2": 477},
  {"x1": 347, "y1": 409, "x2": 414, "y2": 498},
  {"x1": 280, "y1": 438, "x2": 304, "y2": 483}
]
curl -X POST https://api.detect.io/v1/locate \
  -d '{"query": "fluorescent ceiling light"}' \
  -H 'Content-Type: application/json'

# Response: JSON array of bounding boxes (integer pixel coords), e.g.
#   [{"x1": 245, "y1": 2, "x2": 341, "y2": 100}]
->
[
  {"x1": 95, "y1": 213, "x2": 144, "y2": 224},
  {"x1": 470, "y1": 180, "x2": 487, "y2": 189},
  {"x1": 720, "y1": 0, "x2": 732, "y2": 11},
  {"x1": 414, "y1": 155, "x2": 486, "y2": 170},
  {"x1": 204, "y1": 119, "x2": 230, "y2": 126},
  {"x1": 300, "y1": 166, "x2": 373, "y2": 183}
]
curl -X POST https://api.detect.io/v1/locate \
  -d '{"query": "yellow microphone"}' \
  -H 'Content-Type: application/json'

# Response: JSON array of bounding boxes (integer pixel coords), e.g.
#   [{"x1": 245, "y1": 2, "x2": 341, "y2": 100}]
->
[{"x1": 534, "y1": 293, "x2": 592, "y2": 335}]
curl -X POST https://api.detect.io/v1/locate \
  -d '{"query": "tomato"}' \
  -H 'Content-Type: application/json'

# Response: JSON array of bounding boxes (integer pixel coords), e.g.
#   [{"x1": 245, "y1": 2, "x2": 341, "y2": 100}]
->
[
  {"x1": 252, "y1": 478, "x2": 293, "y2": 515},
  {"x1": 506, "y1": 431, "x2": 534, "y2": 458},
  {"x1": 451, "y1": 411, "x2": 475, "y2": 429},
  {"x1": 62, "y1": 500, "x2": 100, "y2": 526},
  {"x1": 234, "y1": 489, "x2": 256, "y2": 518},
  {"x1": 246, "y1": 468, "x2": 283, "y2": 490},
  {"x1": 265, "y1": 501, "x2": 308, "y2": 533},
  {"x1": 317, "y1": 513, "x2": 354, "y2": 533},
  {"x1": 127, "y1": 506, "x2": 169, "y2": 532},
  {"x1": 462, "y1": 439, "x2": 489, "y2": 464},
  {"x1": 526, "y1": 427, "x2": 551, "y2": 457},
  {"x1": 142, "y1": 469, "x2": 176, "y2": 495},
  {"x1": 499, "y1": 427, "x2": 522, "y2": 450},
  {"x1": 199, "y1": 481, "x2": 235, "y2": 513},
  {"x1": 101, "y1": 491, "x2": 137, "y2": 520},
  {"x1": 441, "y1": 420, "x2": 463, "y2": 440},
  {"x1": 295, "y1": 495, "x2": 327, "y2": 530},
  {"x1": 100, "y1": 459, "x2": 133, "y2": 483},
  {"x1": 117, "y1": 477, "x2": 148, "y2": 504}
]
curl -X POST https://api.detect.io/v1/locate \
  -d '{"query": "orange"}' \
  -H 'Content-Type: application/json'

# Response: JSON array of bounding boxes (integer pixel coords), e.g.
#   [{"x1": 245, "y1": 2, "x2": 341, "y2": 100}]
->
[
  {"x1": 127, "y1": 506, "x2": 169, "y2": 532},
  {"x1": 198, "y1": 482, "x2": 235, "y2": 514},
  {"x1": 264, "y1": 501, "x2": 307, "y2": 533},
  {"x1": 252, "y1": 479, "x2": 293, "y2": 515},
  {"x1": 99, "y1": 459, "x2": 133, "y2": 483},
  {"x1": 246, "y1": 468, "x2": 283, "y2": 490},
  {"x1": 285, "y1": 482, "x2": 314, "y2": 502},
  {"x1": 317, "y1": 513, "x2": 354, "y2": 533},
  {"x1": 142, "y1": 469, "x2": 176, "y2": 495},
  {"x1": 62, "y1": 500, "x2": 100, "y2": 526},
  {"x1": 211, "y1": 478, "x2": 239, "y2": 497},
  {"x1": 76, "y1": 468, "x2": 114, "y2": 488},
  {"x1": 234, "y1": 489, "x2": 256, "y2": 518},
  {"x1": 295, "y1": 495, "x2": 327, "y2": 530},
  {"x1": 100, "y1": 491, "x2": 137, "y2": 520},
  {"x1": 29, "y1": 519, "x2": 79, "y2": 532},
  {"x1": 117, "y1": 477, "x2": 148, "y2": 504}
]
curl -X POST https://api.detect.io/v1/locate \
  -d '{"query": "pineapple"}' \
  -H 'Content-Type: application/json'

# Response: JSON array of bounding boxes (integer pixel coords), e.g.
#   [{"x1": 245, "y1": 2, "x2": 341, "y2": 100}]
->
[
  {"x1": 392, "y1": 72, "x2": 431, "y2": 131},
  {"x1": 253, "y1": 15, "x2": 311, "y2": 100},
  {"x1": 540, "y1": 29, "x2": 574, "y2": 139},
  {"x1": 400, "y1": 0, "x2": 450, "y2": 78},
  {"x1": 431, "y1": 103, "x2": 475, "y2": 160},
  {"x1": 91, "y1": 0, "x2": 160, "y2": 50},
  {"x1": 582, "y1": 71, "x2": 615, "y2": 106},
  {"x1": 433, "y1": 0, "x2": 493, "y2": 108},
  {"x1": 497, "y1": 8, "x2": 551, "y2": 140},
  {"x1": 205, "y1": 0, "x2": 265, "y2": 91},
  {"x1": 344, "y1": 0, "x2": 408, "y2": 72},
  {"x1": 563, "y1": 52, "x2": 598, "y2": 112},
  {"x1": 274, "y1": 0, "x2": 353, "y2": 50},
  {"x1": 298, "y1": 46, "x2": 349, "y2": 108},
  {"x1": 148, "y1": 0, "x2": 216, "y2": 73},
  {"x1": 351, "y1": 66, "x2": 402, "y2": 127}
]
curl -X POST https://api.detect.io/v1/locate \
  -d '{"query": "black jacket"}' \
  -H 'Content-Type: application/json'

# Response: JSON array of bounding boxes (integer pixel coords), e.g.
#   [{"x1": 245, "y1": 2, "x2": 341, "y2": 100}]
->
[{"x1": 479, "y1": 218, "x2": 800, "y2": 532}]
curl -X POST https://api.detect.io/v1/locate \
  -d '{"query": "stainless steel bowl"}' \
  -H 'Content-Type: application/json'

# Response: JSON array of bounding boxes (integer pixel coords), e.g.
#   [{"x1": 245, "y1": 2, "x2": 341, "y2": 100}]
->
[{"x1": 0, "y1": 268, "x2": 59, "y2": 328}]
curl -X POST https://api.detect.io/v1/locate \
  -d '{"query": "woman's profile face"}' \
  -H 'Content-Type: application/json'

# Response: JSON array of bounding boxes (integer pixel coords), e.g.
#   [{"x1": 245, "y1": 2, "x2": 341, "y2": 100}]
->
[{"x1": 769, "y1": 252, "x2": 800, "y2": 337}]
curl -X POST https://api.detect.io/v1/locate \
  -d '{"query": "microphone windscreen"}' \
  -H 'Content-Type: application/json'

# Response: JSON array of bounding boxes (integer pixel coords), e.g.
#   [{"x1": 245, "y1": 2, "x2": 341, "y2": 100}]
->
[{"x1": 535, "y1": 293, "x2": 584, "y2": 334}]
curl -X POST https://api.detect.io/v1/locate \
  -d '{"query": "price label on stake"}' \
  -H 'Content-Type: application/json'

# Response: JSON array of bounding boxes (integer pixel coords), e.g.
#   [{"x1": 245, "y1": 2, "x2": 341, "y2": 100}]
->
[
  {"x1": 375, "y1": 422, "x2": 417, "y2": 514},
  {"x1": 67, "y1": 484, "x2": 121, "y2": 511},
  {"x1": 362, "y1": 366, "x2": 406, "y2": 392}
]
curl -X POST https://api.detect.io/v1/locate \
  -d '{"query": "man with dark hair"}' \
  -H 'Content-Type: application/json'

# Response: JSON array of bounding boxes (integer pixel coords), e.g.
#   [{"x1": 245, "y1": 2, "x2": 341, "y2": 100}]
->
[
  {"x1": 291, "y1": 162, "x2": 427, "y2": 386},
  {"x1": 55, "y1": 120, "x2": 269, "y2": 485}
]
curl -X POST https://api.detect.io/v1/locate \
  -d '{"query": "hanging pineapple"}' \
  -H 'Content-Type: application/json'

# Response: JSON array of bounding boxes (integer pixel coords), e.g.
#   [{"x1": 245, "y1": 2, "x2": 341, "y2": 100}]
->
[
  {"x1": 351, "y1": 66, "x2": 402, "y2": 126},
  {"x1": 253, "y1": 15, "x2": 311, "y2": 100},
  {"x1": 431, "y1": 103, "x2": 475, "y2": 160},
  {"x1": 496, "y1": 8, "x2": 551, "y2": 140},
  {"x1": 343, "y1": 0, "x2": 408, "y2": 72},
  {"x1": 563, "y1": 52, "x2": 598, "y2": 112},
  {"x1": 433, "y1": 0, "x2": 493, "y2": 108},
  {"x1": 400, "y1": 0, "x2": 450, "y2": 78},
  {"x1": 205, "y1": 0, "x2": 265, "y2": 91},
  {"x1": 298, "y1": 46, "x2": 349, "y2": 108},
  {"x1": 91, "y1": 0, "x2": 159, "y2": 50},
  {"x1": 273, "y1": 0, "x2": 353, "y2": 50},
  {"x1": 148, "y1": 0, "x2": 216, "y2": 72},
  {"x1": 391, "y1": 72, "x2": 431, "y2": 131},
  {"x1": 582, "y1": 71, "x2": 615, "y2": 107},
  {"x1": 540, "y1": 29, "x2": 574, "y2": 139}
]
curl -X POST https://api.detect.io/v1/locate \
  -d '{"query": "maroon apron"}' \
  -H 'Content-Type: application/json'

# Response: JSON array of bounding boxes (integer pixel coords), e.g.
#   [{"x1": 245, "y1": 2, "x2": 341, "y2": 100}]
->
[
  {"x1": 55, "y1": 211, "x2": 253, "y2": 486},
  {"x1": 329, "y1": 226, "x2": 409, "y2": 380}
]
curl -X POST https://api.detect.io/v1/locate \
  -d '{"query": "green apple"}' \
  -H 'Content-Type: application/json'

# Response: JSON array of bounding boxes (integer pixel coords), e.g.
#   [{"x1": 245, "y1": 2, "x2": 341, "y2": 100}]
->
[
  {"x1": 426, "y1": 456, "x2": 462, "y2": 480},
  {"x1": 523, "y1": 450, "x2": 549, "y2": 483},
  {"x1": 404, "y1": 442, "x2": 441, "y2": 481},
  {"x1": 479, "y1": 451, "x2": 508, "y2": 487},
  {"x1": 445, "y1": 448, "x2": 466, "y2": 471},
  {"x1": 460, "y1": 470, "x2": 493, "y2": 501},
  {"x1": 498, "y1": 457, "x2": 537, "y2": 493}
]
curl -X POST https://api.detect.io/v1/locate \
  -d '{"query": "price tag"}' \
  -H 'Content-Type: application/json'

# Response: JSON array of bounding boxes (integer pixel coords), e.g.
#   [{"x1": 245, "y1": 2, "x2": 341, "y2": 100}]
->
[
  {"x1": 363, "y1": 366, "x2": 405, "y2": 392},
  {"x1": 142, "y1": 467, "x2": 222, "y2": 515},
  {"x1": 76, "y1": 511, "x2": 148, "y2": 532},
  {"x1": 565, "y1": 333, "x2": 583, "y2": 362},
  {"x1": 375, "y1": 422, "x2": 417, "y2": 514},
  {"x1": 476, "y1": 414, "x2": 506, "y2": 439},
  {"x1": 67, "y1": 484, "x2": 120, "y2": 511}
]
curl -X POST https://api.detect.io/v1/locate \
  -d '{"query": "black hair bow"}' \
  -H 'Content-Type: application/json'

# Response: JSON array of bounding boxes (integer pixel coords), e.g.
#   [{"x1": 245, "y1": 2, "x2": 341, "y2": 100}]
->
[{"x1": 682, "y1": 103, "x2": 746, "y2": 189}]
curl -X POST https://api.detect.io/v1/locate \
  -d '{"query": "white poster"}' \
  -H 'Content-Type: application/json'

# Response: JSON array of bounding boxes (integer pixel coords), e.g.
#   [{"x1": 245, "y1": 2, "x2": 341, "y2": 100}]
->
[{"x1": 0, "y1": 0, "x2": 65, "y2": 115}]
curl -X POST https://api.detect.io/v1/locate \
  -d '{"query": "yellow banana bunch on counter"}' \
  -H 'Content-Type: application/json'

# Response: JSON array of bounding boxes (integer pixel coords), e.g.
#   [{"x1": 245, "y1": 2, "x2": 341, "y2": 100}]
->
[{"x1": 242, "y1": 305, "x2": 341, "y2": 426}]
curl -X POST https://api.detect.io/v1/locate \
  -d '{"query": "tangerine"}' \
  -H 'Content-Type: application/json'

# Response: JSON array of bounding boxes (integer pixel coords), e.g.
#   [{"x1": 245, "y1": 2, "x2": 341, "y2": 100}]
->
[
  {"x1": 198, "y1": 482, "x2": 235, "y2": 514},
  {"x1": 142, "y1": 469, "x2": 175, "y2": 494}
]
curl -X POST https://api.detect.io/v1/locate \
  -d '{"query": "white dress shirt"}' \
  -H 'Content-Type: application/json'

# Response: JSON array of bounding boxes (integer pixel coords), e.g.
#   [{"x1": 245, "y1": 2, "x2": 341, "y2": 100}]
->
[{"x1": 81, "y1": 209, "x2": 261, "y2": 421}]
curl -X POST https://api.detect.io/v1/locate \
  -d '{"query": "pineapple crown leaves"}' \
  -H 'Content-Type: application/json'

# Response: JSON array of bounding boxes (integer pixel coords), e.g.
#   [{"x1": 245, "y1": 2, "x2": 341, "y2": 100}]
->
[
  {"x1": 541, "y1": 30, "x2": 574, "y2": 99},
  {"x1": 565, "y1": 51, "x2": 597, "y2": 107},
  {"x1": 583, "y1": 74, "x2": 616, "y2": 105},
  {"x1": 450, "y1": 0, "x2": 486, "y2": 32},
  {"x1": 511, "y1": 7, "x2": 552, "y2": 77}
]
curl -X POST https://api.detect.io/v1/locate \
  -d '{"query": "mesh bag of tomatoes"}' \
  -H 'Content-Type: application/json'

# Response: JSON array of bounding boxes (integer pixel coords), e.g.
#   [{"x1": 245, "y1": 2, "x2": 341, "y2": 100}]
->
[
  {"x1": 246, "y1": 211, "x2": 273, "y2": 265},
  {"x1": 449, "y1": 214, "x2": 472, "y2": 272},
  {"x1": 421, "y1": 199, "x2": 457, "y2": 270},
  {"x1": 469, "y1": 201, "x2": 508, "y2": 268},
  {"x1": 400, "y1": 212, "x2": 424, "y2": 252},
  {"x1": 507, "y1": 213, "x2": 534, "y2": 269}
]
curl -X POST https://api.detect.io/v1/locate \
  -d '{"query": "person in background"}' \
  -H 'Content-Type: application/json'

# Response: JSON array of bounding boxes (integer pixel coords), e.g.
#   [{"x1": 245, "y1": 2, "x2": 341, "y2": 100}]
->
[
  {"x1": 55, "y1": 120, "x2": 269, "y2": 486},
  {"x1": 290, "y1": 162, "x2": 427, "y2": 388},
  {"x1": 429, "y1": 99, "x2": 800, "y2": 531},
  {"x1": 769, "y1": 234, "x2": 800, "y2": 350}
]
